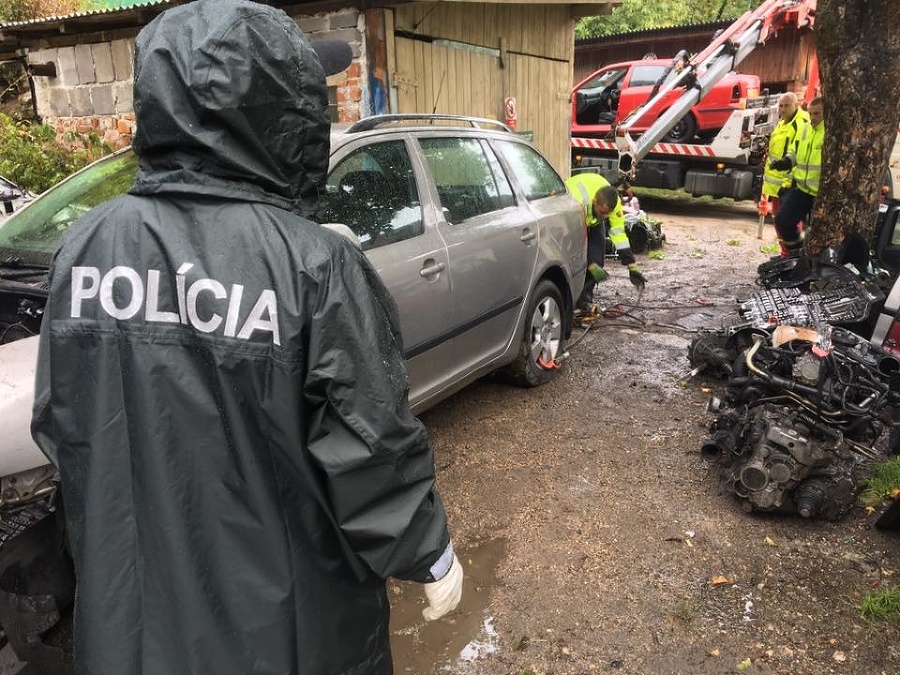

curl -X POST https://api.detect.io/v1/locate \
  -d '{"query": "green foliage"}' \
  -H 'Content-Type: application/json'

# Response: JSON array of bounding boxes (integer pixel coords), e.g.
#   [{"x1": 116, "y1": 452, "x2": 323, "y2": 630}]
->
[
  {"x1": 576, "y1": 0, "x2": 767, "y2": 39},
  {"x1": 859, "y1": 585, "x2": 900, "y2": 623},
  {"x1": 0, "y1": 113, "x2": 111, "y2": 193},
  {"x1": 0, "y1": 0, "x2": 40, "y2": 21},
  {"x1": 860, "y1": 457, "x2": 900, "y2": 506},
  {"x1": 0, "y1": 1, "x2": 100, "y2": 23}
]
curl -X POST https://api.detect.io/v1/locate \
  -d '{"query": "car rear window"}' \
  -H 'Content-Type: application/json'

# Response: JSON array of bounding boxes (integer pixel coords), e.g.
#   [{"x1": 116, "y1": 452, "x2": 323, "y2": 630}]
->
[
  {"x1": 494, "y1": 141, "x2": 565, "y2": 201},
  {"x1": 419, "y1": 137, "x2": 515, "y2": 223},
  {"x1": 629, "y1": 65, "x2": 668, "y2": 88}
]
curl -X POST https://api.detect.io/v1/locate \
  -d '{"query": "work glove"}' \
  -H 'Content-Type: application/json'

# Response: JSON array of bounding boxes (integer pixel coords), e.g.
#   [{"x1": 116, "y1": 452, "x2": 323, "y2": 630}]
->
[
  {"x1": 588, "y1": 263, "x2": 608, "y2": 283},
  {"x1": 423, "y1": 554, "x2": 463, "y2": 621},
  {"x1": 769, "y1": 157, "x2": 792, "y2": 172},
  {"x1": 628, "y1": 263, "x2": 646, "y2": 291}
]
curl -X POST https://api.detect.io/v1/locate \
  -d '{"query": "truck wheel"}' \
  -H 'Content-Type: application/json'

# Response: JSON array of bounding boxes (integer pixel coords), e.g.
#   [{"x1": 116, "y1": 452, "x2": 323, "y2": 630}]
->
[
  {"x1": 502, "y1": 280, "x2": 565, "y2": 387},
  {"x1": 662, "y1": 112, "x2": 698, "y2": 143}
]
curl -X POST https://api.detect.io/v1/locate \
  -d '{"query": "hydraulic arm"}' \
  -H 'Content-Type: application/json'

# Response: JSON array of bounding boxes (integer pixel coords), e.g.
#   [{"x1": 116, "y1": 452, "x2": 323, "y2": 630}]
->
[{"x1": 615, "y1": 0, "x2": 817, "y2": 180}]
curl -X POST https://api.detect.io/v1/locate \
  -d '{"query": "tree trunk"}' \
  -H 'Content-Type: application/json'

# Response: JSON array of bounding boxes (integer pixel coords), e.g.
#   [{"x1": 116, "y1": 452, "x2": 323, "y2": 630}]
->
[{"x1": 808, "y1": 0, "x2": 900, "y2": 256}]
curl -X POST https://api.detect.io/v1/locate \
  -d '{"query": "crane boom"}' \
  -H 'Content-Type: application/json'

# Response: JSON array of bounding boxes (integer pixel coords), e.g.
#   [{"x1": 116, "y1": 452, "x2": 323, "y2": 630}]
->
[{"x1": 615, "y1": 0, "x2": 817, "y2": 179}]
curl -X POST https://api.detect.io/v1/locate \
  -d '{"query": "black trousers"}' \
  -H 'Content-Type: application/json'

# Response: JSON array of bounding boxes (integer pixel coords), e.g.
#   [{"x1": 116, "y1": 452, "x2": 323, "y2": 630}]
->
[
  {"x1": 577, "y1": 222, "x2": 608, "y2": 309},
  {"x1": 774, "y1": 187, "x2": 815, "y2": 247}
]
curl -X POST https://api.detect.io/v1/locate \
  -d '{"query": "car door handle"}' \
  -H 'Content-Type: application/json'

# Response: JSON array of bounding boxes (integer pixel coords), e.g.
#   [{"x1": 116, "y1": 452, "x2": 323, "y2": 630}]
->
[
  {"x1": 520, "y1": 229, "x2": 536, "y2": 243},
  {"x1": 419, "y1": 261, "x2": 446, "y2": 278}
]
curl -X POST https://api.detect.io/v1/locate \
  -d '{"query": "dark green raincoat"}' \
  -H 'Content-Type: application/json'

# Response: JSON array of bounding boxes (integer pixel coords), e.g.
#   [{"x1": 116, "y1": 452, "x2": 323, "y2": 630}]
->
[{"x1": 31, "y1": 1, "x2": 451, "y2": 673}]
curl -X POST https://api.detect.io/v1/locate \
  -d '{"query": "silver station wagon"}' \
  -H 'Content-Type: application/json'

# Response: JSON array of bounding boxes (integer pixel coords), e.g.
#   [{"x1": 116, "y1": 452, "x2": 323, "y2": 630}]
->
[{"x1": 322, "y1": 115, "x2": 586, "y2": 409}]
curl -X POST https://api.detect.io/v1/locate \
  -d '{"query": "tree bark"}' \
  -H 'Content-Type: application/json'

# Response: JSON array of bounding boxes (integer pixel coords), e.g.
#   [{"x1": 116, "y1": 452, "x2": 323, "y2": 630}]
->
[{"x1": 808, "y1": 0, "x2": 900, "y2": 256}]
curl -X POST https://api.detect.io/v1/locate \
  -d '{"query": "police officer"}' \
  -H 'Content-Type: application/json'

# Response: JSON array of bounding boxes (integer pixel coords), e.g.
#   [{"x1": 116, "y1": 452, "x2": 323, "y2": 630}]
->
[
  {"x1": 31, "y1": 2, "x2": 461, "y2": 673},
  {"x1": 566, "y1": 172, "x2": 646, "y2": 311},
  {"x1": 771, "y1": 96, "x2": 825, "y2": 256}
]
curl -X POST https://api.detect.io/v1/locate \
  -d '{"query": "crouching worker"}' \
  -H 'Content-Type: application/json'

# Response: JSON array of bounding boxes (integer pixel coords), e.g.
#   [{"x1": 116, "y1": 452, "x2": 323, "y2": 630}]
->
[
  {"x1": 30, "y1": 1, "x2": 462, "y2": 674},
  {"x1": 565, "y1": 172, "x2": 646, "y2": 312}
]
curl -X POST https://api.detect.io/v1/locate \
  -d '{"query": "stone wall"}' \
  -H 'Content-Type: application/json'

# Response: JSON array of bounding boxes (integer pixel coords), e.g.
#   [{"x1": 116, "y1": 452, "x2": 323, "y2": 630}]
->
[
  {"x1": 28, "y1": 38, "x2": 136, "y2": 148},
  {"x1": 25, "y1": 7, "x2": 367, "y2": 148}
]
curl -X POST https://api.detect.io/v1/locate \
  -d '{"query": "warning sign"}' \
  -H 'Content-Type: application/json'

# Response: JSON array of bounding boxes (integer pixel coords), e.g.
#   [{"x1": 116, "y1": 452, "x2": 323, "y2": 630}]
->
[{"x1": 504, "y1": 97, "x2": 517, "y2": 129}]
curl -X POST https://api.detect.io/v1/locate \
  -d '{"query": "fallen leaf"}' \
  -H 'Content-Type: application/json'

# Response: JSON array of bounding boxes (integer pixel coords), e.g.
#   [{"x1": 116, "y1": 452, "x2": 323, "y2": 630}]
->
[
  {"x1": 833, "y1": 650, "x2": 847, "y2": 662},
  {"x1": 764, "y1": 536, "x2": 777, "y2": 546},
  {"x1": 882, "y1": 568, "x2": 895, "y2": 577},
  {"x1": 707, "y1": 648, "x2": 720, "y2": 657},
  {"x1": 685, "y1": 539, "x2": 694, "y2": 548},
  {"x1": 711, "y1": 575, "x2": 735, "y2": 585},
  {"x1": 866, "y1": 506, "x2": 877, "y2": 514},
  {"x1": 736, "y1": 658, "x2": 752, "y2": 670}
]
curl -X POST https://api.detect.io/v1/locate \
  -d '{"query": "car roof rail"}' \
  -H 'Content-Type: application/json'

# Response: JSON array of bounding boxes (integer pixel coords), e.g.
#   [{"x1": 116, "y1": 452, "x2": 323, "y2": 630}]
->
[{"x1": 344, "y1": 114, "x2": 514, "y2": 134}]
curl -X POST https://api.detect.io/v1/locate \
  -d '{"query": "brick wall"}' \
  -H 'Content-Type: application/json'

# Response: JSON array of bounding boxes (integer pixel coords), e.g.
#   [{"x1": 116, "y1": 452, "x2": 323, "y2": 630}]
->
[
  {"x1": 26, "y1": 7, "x2": 367, "y2": 145},
  {"x1": 297, "y1": 9, "x2": 366, "y2": 123}
]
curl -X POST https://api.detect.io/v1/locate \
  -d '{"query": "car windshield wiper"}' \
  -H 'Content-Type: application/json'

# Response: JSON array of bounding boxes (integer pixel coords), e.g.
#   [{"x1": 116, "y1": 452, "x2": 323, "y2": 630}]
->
[{"x1": 0, "y1": 255, "x2": 49, "y2": 279}]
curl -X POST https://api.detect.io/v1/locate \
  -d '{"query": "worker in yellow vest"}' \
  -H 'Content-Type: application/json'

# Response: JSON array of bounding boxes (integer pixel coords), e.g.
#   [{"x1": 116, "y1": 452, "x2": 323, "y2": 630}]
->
[
  {"x1": 565, "y1": 172, "x2": 645, "y2": 311},
  {"x1": 771, "y1": 96, "x2": 824, "y2": 256},
  {"x1": 761, "y1": 92, "x2": 809, "y2": 211}
]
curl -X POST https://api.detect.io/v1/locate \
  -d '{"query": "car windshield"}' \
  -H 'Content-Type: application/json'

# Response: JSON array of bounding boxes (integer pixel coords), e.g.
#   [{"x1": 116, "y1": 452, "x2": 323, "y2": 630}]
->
[
  {"x1": 0, "y1": 151, "x2": 139, "y2": 265},
  {"x1": 577, "y1": 68, "x2": 626, "y2": 94}
]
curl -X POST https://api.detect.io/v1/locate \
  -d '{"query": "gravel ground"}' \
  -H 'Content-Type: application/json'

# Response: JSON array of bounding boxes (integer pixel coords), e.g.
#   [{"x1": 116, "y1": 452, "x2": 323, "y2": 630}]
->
[{"x1": 409, "y1": 195, "x2": 900, "y2": 675}]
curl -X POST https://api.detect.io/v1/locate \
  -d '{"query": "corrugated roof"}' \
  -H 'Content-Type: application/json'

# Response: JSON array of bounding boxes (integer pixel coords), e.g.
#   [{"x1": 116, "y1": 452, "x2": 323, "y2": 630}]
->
[
  {"x1": 0, "y1": 0, "x2": 171, "y2": 29},
  {"x1": 576, "y1": 19, "x2": 731, "y2": 46}
]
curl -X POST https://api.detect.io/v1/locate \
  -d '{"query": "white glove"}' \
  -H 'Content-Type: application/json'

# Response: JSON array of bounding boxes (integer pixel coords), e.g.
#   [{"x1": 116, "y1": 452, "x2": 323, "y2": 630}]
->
[{"x1": 422, "y1": 554, "x2": 463, "y2": 621}]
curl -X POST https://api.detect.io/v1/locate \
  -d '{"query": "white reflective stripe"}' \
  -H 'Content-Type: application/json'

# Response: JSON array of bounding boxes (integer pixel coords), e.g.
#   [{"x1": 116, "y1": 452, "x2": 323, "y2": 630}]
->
[
  {"x1": 763, "y1": 174, "x2": 784, "y2": 185},
  {"x1": 575, "y1": 182, "x2": 591, "y2": 208},
  {"x1": 609, "y1": 226, "x2": 626, "y2": 236},
  {"x1": 430, "y1": 541, "x2": 455, "y2": 580},
  {"x1": 798, "y1": 163, "x2": 821, "y2": 171},
  {"x1": 613, "y1": 239, "x2": 631, "y2": 251}
]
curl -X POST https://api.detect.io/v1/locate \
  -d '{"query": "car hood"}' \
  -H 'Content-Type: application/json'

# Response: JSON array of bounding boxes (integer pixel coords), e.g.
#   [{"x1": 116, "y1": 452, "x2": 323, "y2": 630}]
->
[
  {"x1": 129, "y1": 0, "x2": 330, "y2": 219},
  {"x1": 0, "y1": 336, "x2": 48, "y2": 476}
]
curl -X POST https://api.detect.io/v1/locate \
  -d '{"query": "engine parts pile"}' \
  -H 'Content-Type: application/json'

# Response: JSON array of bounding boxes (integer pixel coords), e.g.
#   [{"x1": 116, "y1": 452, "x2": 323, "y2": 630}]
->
[{"x1": 689, "y1": 258, "x2": 898, "y2": 520}]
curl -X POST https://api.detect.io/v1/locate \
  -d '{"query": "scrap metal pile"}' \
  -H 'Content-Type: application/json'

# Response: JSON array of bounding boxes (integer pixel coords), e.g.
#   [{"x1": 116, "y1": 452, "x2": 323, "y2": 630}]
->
[{"x1": 689, "y1": 258, "x2": 899, "y2": 520}]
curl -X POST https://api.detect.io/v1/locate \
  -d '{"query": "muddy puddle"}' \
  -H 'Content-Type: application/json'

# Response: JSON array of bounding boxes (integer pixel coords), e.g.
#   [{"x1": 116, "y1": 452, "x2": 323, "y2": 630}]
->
[{"x1": 390, "y1": 538, "x2": 506, "y2": 673}]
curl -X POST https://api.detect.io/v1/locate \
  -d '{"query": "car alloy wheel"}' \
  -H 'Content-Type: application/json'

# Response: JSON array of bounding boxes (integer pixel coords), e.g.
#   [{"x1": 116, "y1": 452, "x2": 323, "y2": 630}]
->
[{"x1": 502, "y1": 280, "x2": 566, "y2": 387}]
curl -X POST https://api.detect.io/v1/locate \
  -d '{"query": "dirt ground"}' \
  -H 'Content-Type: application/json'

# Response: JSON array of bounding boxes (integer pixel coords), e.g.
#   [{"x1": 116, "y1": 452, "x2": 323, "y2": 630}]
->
[{"x1": 396, "y1": 196, "x2": 900, "y2": 675}]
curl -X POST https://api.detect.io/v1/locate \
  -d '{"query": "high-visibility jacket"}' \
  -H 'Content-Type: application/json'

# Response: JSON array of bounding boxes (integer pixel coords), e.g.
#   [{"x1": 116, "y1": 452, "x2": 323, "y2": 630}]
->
[
  {"x1": 565, "y1": 172, "x2": 633, "y2": 263},
  {"x1": 761, "y1": 109, "x2": 809, "y2": 198},
  {"x1": 788, "y1": 120, "x2": 825, "y2": 197}
]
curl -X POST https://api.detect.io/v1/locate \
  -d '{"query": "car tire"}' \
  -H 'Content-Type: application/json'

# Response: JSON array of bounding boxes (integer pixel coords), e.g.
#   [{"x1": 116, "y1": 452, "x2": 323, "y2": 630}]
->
[
  {"x1": 662, "y1": 112, "x2": 698, "y2": 143},
  {"x1": 502, "y1": 280, "x2": 565, "y2": 388}
]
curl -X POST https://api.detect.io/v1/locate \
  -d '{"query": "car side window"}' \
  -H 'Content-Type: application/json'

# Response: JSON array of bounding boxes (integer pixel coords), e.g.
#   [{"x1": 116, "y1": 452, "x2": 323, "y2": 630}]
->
[
  {"x1": 629, "y1": 65, "x2": 666, "y2": 88},
  {"x1": 418, "y1": 137, "x2": 515, "y2": 223},
  {"x1": 494, "y1": 141, "x2": 565, "y2": 201},
  {"x1": 322, "y1": 140, "x2": 423, "y2": 251}
]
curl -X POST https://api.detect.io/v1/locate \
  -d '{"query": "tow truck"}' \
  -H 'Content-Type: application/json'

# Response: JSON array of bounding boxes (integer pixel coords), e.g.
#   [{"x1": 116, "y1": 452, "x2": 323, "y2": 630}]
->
[{"x1": 571, "y1": 0, "x2": 818, "y2": 201}]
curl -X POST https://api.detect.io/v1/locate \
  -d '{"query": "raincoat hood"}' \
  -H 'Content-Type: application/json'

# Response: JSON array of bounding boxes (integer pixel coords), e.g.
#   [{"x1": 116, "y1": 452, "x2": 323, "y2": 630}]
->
[{"x1": 131, "y1": 0, "x2": 330, "y2": 217}]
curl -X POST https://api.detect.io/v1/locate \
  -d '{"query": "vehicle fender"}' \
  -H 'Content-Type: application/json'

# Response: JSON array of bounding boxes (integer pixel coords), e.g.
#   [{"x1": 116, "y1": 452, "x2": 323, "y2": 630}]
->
[{"x1": 0, "y1": 336, "x2": 50, "y2": 476}]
